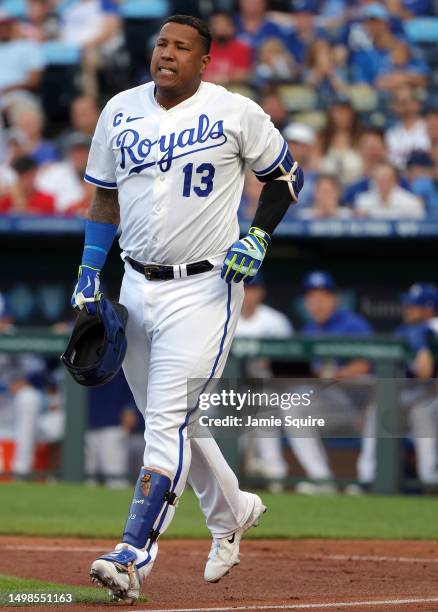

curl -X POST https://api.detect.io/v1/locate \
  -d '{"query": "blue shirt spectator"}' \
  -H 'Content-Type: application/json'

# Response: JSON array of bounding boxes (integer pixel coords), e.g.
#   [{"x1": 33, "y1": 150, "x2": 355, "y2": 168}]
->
[
  {"x1": 234, "y1": 14, "x2": 286, "y2": 52},
  {"x1": 375, "y1": 39, "x2": 429, "y2": 90},
  {"x1": 405, "y1": 151, "x2": 438, "y2": 218},
  {"x1": 31, "y1": 141, "x2": 59, "y2": 165},
  {"x1": 285, "y1": 0, "x2": 328, "y2": 65},
  {"x1": 347, "y1": 4, "x2": 416, "y2": 84}
]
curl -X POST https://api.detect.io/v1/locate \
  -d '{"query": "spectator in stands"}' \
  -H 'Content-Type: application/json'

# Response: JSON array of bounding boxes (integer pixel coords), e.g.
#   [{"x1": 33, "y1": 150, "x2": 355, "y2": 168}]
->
[
  {"x1": 343, "y1": 128, "x2": 388, "y2": 205},
  {"x1": 0, "y1": 12, "x2": 44, "y2": 103},
  {"x1": 255, "y1": 37, "x2": 296, "y2": 83},
  {"x1": 0, "y1": 162, "x2": 18, "y2": 202},
  {"x1": 86, "y1": 369, "x2": 135, "y2": 488},
  {"x1": 405, "y1": 150, "x2": 438, "y2": 217},
  {"x1": 375, "y1": 39, "x2": 429, "y2": 91},
  {"x1": 3, "y1": 129, "x2": 29, "y2": 165},
  {"x1": 425, "y1": 106, "x2": 438, "y2": 147},
  {"x1": 355, "y1": 161, "x2": 424, "y2": 218},
  {"x1": 70, "y1": 95, "x2": 100, "y2": 138},
  {"x1": 287, "y1": 0, "x2": 327, "y2": 66},
  {"x1": 298, "y1": 174, "x2": 352, "y2": 220},
  {"x1": 385, "y1": 85, "x2": 431, "y2": 170},
  {"x1": 291, "y1": 270, "x2": 373, "y2": 494},
  {"x1": 236, "y1": 274, "x2": 293, "y2": 490},
  {"x1": 320, "y1": 97, "x2": 363, "y2": 185},
  {"x1": 349, "y1": 3, "x2": 410, "y2": 87},
  {"x1": 36, "y1": 132, "x2": 93, "y2": 215},
  {"x1": 235, "y1": 0, "x2": 286, "y2": 51},
  {"x1": 57, "y1": 95, "x2": 100, "y2": 152},
  {"x1": 9, "y1": 103, "x2": 58, "y2": 165},
  {"x1": 0, "y1": 155, "x2": 55, "y2": 215},
  {"x1": 304, "y1": 39, "x2": 348, "y2": 104},
  {"x1": 203, "y1": 12, "x2": 252, "y2": 84},
  {"x1": 283, "y1": 122, "x2": 319, "y2": 213},
  {"x1": 59, "y1": 0, "x2": 122, "y2": 98},
  {"x1": 260, "y1": 91, "x2": 288, "y2": 131},
  {"x1": 19, "y1": 0, "x2": 59, "y2": 42},
  {"x1": 358, "y1": 282, "x2": 438, "y2": 487}
]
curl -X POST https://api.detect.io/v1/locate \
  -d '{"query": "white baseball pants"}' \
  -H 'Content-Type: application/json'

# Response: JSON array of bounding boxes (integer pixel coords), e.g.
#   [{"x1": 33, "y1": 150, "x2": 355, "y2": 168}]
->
[{"x1": 119, "y1": 260, "x2": 253, "y2": 538}]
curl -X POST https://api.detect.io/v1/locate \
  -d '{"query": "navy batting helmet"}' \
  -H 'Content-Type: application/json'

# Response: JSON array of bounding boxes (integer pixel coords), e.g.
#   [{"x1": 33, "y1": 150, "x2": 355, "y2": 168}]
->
[{"x1": 61, "y1": 298, "x2": 128, "y2": 387}]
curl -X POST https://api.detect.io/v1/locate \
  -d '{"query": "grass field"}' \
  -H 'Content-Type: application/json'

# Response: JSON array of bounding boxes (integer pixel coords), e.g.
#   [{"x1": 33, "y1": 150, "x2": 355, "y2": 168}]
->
[
  {"x1": 2, "y1": 482, "x2": 438, "y2": 539},
  {"x1": 0, "y1": 574, "x2": 148, "y2": 607}
]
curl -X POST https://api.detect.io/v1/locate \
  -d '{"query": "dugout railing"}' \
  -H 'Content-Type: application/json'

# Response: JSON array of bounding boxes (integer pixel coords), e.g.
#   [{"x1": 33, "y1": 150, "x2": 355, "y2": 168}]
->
[{"x1": 0, "y1": 330, "x2": 423, "y2": 493}]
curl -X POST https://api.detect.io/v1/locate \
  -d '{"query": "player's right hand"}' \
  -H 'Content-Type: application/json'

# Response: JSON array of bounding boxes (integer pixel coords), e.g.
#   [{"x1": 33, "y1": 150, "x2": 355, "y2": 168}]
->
[{"x1": 71, "y1": 265, "x2": 102, "y2": 315}]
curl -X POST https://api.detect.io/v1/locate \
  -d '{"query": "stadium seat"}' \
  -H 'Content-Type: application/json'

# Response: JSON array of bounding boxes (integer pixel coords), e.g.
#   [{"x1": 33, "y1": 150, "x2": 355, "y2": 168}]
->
[
  {"x1": 120, "y1": 0, "x2": 169, "y2": 18},
  {"x1": 405, "y1": 18, "x2": 438, "y2": 43},
  {"x1": 42, "y1": 42, "x2": 81, "y2": 66},
  {"x1": 292, "y1": 111, "x2": 327, "y2": 130},
  {"x1": 278, "y1": 85, "x2": 317, "y2": 112},
  {"x1": 346, "y1": 85, "x2": 378, "y2": 113},
  {"x1": 227, "y1": 84, "x2": 258, "y2": 100},
  {"x1": 1, "y1": 0, "x2": 26, "y2": 17}
]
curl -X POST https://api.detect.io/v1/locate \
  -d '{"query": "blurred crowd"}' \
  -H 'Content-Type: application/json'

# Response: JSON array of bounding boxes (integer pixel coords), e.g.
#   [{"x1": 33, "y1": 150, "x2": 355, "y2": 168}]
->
[{"x1": 0, "y1": 0, "x2": 437, "y2": 219}]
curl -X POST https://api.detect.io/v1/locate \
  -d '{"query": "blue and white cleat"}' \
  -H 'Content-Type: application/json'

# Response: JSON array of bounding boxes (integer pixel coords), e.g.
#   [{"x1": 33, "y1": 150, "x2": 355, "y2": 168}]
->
[
  {"x1": 90, "y1": 544, "x2": 150, "y2": 604},
  {"x1": 204, "y1": 493, "x2": 267, "y2": 583}
]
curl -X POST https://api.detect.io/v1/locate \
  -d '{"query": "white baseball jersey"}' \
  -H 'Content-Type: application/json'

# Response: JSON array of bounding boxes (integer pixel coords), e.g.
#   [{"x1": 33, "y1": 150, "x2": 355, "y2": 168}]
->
[
  {"x1": 236, "y1": 304, "x2": 293, "y2": 339},
  {"x1": 85, "y1": 81, "x2": 289, "y2": 265}
]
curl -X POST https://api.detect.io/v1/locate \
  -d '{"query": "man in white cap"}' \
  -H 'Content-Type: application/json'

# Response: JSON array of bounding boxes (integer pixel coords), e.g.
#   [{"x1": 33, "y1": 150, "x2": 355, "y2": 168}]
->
[{"x1": 283, "y1": 123, "x2": 319, "y2": 214}]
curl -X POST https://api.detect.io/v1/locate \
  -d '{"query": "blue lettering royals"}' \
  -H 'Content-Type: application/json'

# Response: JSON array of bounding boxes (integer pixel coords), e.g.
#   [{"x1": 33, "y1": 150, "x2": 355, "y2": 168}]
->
[{"x1": 116, "y1": 114, "x2": 227, "y2": 174}]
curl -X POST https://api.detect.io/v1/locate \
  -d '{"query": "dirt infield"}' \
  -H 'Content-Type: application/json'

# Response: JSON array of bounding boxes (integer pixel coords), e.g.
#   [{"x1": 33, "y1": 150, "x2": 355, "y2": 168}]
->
[{"x1": 1, "y1": 537, "x2": 438, "y2": 611}]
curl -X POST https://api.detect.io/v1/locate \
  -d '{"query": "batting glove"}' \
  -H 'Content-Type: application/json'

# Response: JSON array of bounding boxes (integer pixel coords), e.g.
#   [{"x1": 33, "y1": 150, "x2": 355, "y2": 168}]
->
[
  {"x1": 221, "y1": 227, "x2": 270, "y2": 284},
  {"x1": 71, "y1": 265, "x2": 102, "y2": 315}
]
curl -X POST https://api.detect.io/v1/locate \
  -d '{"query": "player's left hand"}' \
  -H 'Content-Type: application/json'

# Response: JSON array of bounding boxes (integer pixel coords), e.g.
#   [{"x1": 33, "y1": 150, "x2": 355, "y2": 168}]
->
[{"x1": 221, "y1": 227, "x2": 270, "y2": 284}]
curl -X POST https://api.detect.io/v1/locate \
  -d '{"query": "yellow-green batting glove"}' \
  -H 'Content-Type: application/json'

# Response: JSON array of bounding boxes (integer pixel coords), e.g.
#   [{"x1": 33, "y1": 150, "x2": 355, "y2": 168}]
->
[{"x1": 221, "y1": 227, "x2": 270, "y2": 284}]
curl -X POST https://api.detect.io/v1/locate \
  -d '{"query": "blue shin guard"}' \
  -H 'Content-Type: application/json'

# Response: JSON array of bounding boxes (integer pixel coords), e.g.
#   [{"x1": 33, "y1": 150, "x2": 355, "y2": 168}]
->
[{"x1": 122, "y1": 467, "x2": 178, "y2": 549}]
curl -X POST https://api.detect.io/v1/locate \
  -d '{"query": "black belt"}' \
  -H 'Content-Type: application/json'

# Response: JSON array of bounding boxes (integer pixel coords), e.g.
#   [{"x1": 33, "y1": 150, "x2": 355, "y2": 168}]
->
[{"x1": 127, "y1": 256, "x2": 214, "y2": 280}]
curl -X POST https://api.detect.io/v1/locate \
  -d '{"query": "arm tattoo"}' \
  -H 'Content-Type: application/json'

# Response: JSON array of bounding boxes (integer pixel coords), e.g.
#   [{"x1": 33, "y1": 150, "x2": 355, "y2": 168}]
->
[{"x1": 88, "y1": 187, "x2": 120, "y2": 225}]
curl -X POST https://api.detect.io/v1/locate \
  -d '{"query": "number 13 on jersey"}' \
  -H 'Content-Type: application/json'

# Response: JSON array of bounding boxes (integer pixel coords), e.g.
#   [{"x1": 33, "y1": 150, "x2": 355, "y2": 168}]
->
[{"x1": 182, "y1": 163, "x2": 215, "y2": 198}]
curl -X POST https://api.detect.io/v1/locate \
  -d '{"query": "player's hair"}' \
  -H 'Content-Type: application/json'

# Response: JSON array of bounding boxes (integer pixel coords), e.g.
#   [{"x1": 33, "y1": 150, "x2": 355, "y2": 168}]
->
[{"x1": 161, "y1": 14, "x2": 212, "y2": 54}]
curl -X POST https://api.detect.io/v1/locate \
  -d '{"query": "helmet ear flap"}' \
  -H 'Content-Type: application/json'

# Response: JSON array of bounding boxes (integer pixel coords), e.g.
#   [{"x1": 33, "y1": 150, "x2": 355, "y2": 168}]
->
[{"x1": 61, "y1": 299, "x2": 129, "y2": 387}]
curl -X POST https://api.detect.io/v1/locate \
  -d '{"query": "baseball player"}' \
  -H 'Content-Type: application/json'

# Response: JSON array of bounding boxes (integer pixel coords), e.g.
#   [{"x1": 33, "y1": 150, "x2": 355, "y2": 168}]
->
[
  {"x1": 358, "y1": 283, "x2": 438, "y2": 486},
  {"x1": 235, "y1": 274, "x2": 293, "y2": 487},
  {"x1": 71, "y1": 14, "x2": 303, "y2": 603},
  {"x1": 294, "y1": 271, "x2": 373, "y2": 494}
]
